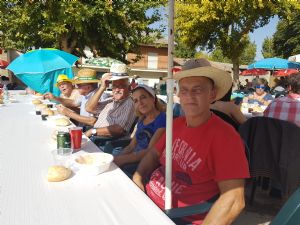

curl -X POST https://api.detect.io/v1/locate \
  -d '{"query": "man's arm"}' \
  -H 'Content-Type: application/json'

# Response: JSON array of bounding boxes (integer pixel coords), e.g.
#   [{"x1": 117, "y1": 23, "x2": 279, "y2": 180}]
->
[
  {"x1": 85, "y1": 124, "x2": 125, "y2": 138},
  {"x1": 85, "y1": 74, "x2": 111, "y2": 113},
  {"x1": 202, "y1": 179, "x2": 245, "y2": 225},
  {"x1": 132, "y1": 147, "x2": 161, "y2": 192},
  {"x1": 43, "y1": 92, "x2": 78, "y2": 108},
  {"x1": 56, "y1": 105, "x2": 97, "y2": 126}
]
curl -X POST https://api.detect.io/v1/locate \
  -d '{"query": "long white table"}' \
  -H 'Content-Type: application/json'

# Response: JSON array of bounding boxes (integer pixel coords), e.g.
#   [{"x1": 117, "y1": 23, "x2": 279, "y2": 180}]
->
[{"x1": 0, "y1": 91, "x2": 174, "y2": 225}]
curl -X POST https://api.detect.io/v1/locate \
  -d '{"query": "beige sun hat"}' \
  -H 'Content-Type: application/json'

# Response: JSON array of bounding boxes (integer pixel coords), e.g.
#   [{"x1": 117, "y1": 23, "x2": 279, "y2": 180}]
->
[
  {"x1": 174, "y1": 58, "x2": 232, "y2": 100},
  {"x1": 72, "y1": 69, "x2": 100, "y2": 84},
  {"x1": 109, "y1": 63, "x2": 129, "y2": 81}
]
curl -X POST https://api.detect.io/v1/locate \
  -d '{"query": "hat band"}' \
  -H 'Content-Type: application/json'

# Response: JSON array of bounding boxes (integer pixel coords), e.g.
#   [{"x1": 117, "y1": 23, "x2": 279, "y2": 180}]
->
[
  {"x1": 77, "y1": 76, "x2": 97, "y2": 80},
  {"x1": 111, "y1": 72, "x2": 128, "y2": 77}
]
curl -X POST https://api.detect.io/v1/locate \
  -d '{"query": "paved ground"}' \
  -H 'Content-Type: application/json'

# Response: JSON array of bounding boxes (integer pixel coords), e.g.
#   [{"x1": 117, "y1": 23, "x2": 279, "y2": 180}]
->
[{"x1": 232, "y1": 181, "x2": 285, "y2": 225}]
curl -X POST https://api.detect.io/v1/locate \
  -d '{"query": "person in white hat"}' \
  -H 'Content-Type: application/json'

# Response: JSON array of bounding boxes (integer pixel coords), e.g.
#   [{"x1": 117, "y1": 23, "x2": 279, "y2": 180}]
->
[
  {"x1": 84, "y1": 63, "x2": 136, "y2": 140},
  {"x1": 132, "y1": 59, "x2": 250, "y2": 225}
]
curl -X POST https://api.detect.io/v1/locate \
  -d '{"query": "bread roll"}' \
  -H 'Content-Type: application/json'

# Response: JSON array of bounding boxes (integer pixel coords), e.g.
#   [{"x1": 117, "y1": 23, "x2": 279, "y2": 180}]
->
[
  {"x1": 43, "y1": 109, "x2": 54, "y2": 116},
  {"x1": 36, "y1": 104, "x2": 47, "y2": 110},
  {"x1": 55, "y1": 118, "x2": 71, "y2": 126},
  {"x1": 47, "y1": 166, "x2": 71, "y2": 182},
  {"x1": 35, "y1": 92, "x2": 43, "y2": 96},
  {"x1": 32, "y1": 99, "x2": 42, "y2": 105}
]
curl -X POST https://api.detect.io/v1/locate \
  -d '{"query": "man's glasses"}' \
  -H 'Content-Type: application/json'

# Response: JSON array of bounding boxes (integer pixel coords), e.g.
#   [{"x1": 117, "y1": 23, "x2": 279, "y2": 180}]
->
[{"x1": 255, "y1": 85, "x2": 265, "y2": 89}]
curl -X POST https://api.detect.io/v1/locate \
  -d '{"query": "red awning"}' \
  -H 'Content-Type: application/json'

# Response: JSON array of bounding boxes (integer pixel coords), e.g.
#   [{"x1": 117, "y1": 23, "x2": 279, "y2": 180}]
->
[
  {"x1": 240, "y1": 68, "x2": 268, "y2": 76},
  {"x1": 273, "y1": 69, "x2": 299, "y2": 77}
]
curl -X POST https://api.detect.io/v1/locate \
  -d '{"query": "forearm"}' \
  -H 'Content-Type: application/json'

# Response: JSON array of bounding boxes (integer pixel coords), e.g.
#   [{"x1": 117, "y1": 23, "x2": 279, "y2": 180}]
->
[
  {"x1": 64, "y1": 110, "x2": 97, "y2": 126},
  {"x1": 57, "y1": 97, "x2": 78, "y2": 108},
  {"x1": 85, "y1": 87, "x2": 105, "y2": 113},
  {"x1": 135, "y1": 149, "x2": 160, "y2": 181},
  {"x1": 202, "y1": 181, "x2": 245, "y2": 225},
  {"x1": 120, "y1": 149, "x2": 149, "y2": 164},
  {"x1": 94, "y1": 124, "x2": 125, "y2": 137}
]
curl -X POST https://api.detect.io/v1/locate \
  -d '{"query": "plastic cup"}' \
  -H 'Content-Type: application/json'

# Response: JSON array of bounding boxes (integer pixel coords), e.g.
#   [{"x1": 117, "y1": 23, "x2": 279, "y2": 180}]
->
[
  {"x1": 69, "y1": 127, "x2": 83, "y2": 150},
  {"x1": 51, "y1": 148, "x2": 73, "y2": 167},
  {"x1": 41, "y1": 110, "x2": 48, "y2": 121}
]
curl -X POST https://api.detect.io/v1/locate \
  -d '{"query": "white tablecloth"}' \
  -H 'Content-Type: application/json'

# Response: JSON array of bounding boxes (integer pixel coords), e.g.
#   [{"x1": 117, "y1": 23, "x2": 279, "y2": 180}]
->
[{"x1": 0, "y1": 91, "x2": 174, "y2": 225}]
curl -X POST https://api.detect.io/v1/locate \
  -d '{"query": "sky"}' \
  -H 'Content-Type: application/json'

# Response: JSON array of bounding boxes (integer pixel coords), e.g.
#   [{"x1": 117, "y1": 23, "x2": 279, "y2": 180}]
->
[{"x1": 249, "y1": 16, "x2": 279, "y2": 61}]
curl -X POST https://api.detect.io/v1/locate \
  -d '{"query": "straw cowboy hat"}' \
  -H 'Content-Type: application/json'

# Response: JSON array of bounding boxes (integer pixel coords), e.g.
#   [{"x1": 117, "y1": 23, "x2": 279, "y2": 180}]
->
[
  {"x1": 174, "y1": 58, "x2": 232, "y2": 100},
  {"x1": 72, "y1": 69, "x2": 100, "y2": 84},
  {"x1": 109, "y1": 63, "x2": 129, "y2": 81},
  {"x1": 54, "y1": 74, "x2": 72, "y2": 87}
]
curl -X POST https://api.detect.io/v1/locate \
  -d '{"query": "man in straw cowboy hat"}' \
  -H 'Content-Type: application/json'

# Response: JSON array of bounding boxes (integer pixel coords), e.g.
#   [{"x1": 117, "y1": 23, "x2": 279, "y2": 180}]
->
[
  {"x1": 132, "y1": 59, "x2": 250, "y2": 225},
  {"x1": 84, "y1": 63, "x2": 136, "y2": 139},
  {"x1": 49, "y1": 69, "x2": 100, "y2": 126}
]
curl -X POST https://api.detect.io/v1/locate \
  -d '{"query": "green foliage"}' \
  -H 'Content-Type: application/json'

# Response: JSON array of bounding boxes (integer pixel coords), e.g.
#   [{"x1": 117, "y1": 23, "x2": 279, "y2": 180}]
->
[
  {"x1": 174, "y1": 41, "x2": 196, "y2": 58},
  {"x1": 0, "y1": 0, "x2": 165, "y2": 63},
  {"x1": 273, "y1": 12, "x2": 300, "y2": 58},
  {"x1": 262, "y1": 37, "x2": 276, "y2": 58},
  {"x1": 174, "y1": 0, "x2": 300, "y2": 81},
  {"x1": 210, "y1": 38, "x2": 256, "y2": 65}
]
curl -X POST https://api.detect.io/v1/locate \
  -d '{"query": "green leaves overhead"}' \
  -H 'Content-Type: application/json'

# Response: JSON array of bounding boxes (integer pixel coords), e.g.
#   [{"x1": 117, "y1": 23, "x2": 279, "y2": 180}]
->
[
  {"x1": 0, "y1": 0, "x2": 165, "y2": 62},
  {"x1": 174, "y1": 0, "x2": 300, "y2": 81}
]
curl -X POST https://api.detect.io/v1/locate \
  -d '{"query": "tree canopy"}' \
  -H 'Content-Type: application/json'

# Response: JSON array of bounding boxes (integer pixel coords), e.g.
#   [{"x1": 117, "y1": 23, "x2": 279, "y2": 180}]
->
[
  {"x1": 262, "y1": 37, "x2": 276, "y2": 58},
  {"x1": 0, "y1": 0, "x2": 165, "y2": 62},
  {"x1": 273, "y1": 12, "x2": 300, "y2": 58},
  {"x1": 174, "y1": 0, "x2": 300, "y2": 82}
]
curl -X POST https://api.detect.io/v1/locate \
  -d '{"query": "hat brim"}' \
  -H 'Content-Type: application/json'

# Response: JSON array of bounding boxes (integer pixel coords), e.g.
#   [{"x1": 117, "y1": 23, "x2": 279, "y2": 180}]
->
[
  {"x1": 72, "y1": 79, "x2": 101, "y2": 84},
  {"x1": 109, "y1": 75, "x2": 130, "y2": 81},
  {"x1": 174, "y1": 66, "x2": 232, "y2": 100},
  {"x1": 54, "y1": 80, "x2": 72, "y2": 87}
]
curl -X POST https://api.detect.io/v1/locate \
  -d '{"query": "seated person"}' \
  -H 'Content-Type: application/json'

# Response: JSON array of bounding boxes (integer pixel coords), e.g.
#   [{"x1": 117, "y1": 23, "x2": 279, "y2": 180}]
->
[
  {"x1": 264, "y1": 73, "x2": 300, "y2": 127},
  {"x1": 84, "y1": 63, "x2": 136, "y2": 140},
  {"x1": 210, "y1": 86, "x2": 247, "y2": 125},
  {"x1": 45, "y1": 69, "x2": 100, "y2": 126},
  {"x1": 243, "y1": 78, "x2": 274, "y2": 106},
  {"x1": 113, "y1": 84, "x2": 166, "y2": 177},
  {"x1": 133, "y1": 59, "x2": 249, "y2": 225}
]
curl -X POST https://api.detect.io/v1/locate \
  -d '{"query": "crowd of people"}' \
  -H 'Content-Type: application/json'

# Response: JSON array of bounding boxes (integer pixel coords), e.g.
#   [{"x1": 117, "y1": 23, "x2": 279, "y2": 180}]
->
[{"x1": 15, "y1": 58, "x2": 299, "y2": 225}]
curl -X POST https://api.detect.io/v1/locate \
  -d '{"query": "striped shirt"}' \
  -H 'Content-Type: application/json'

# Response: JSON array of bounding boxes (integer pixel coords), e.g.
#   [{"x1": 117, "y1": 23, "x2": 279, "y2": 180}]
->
[
  {"x1": 264, "y1": 93, "x2": 300, "y2": 127},
  {"x1": 94, "y1": 96, "x2": 136, "y2": 133}
]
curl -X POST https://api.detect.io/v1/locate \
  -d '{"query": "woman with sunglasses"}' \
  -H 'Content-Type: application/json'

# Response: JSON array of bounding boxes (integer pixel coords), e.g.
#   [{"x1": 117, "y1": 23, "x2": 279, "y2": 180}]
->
[
  {"x1": 243, "y1": 78, "x2": 274, "y2": 106},
  {"x1": 113, "y1": 84, "x2": 166, "y2": 177}
]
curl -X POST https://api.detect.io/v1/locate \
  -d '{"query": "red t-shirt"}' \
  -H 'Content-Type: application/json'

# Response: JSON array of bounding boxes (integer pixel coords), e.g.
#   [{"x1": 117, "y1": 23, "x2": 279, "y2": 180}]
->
[{"x1": 146, "y1": 114, "x2": 250, "y2": 224}]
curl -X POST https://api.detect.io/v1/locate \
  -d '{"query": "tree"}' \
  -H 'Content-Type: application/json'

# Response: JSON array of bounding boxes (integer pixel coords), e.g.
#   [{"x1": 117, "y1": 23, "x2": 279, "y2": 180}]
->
[
  {"x1": 0, "y1": 0, "x2": 165, "y2": 63},
  {"x1": 174, "y1": 0, "x2": 300, "y2": 82},
  {"x1": 210, "y1": 37, "x2": 256, "y2": 65},
  {"x1": 273, "y1": 12, "x2": 300, "y2": 58},
  {"x1": 262, "y1": 37, "x2": 276, "y2": 58},
  {"x1": 174, "y1": 41, "x2": 196, "y2": 58}
]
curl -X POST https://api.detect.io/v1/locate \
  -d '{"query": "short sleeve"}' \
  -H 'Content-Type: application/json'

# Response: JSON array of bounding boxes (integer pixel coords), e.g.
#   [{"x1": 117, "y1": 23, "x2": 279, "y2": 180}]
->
[
  {"x1": 208, "y1": 129, "x2": 250, "y2": 181},
  {"x1": 155, "y1": 112, "x2": 166, "y2": 129}
]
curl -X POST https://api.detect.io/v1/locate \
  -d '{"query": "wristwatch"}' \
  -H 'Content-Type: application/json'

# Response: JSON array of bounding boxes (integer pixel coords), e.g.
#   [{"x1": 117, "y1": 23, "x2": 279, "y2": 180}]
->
[{"x1": 91, "y1": 128, "x2": 97, "y2": 136}]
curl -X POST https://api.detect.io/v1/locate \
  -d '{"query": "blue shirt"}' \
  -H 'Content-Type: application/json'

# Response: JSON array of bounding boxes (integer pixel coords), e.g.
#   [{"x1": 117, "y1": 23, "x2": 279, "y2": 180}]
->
[
  {"x1": 134, "y1": 112, "x2": 166, "y2": 152},
  {"x1": 247, "y1": 93, "x2": 274, "y2": 106}
]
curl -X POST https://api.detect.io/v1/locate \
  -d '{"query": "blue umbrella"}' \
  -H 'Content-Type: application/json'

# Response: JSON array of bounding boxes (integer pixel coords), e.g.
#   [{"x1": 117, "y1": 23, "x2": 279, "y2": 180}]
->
[
  {"x1": 248, "y1": 57, "x2": 300, "y2": 69},
  {"x1": 7, "y1": 48, "x2": 78, "y2": 96}
]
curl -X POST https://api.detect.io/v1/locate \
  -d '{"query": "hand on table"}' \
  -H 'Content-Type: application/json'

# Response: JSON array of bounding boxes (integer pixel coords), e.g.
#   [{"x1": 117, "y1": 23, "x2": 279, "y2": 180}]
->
[
  {"x1": 56, "y1": 104, "x2": 70, "y2": 116},
  {"x1": 43, "y1": 92, "x2": 55, "y2": 100},
  {"x1": 113, "y1": 154, "x2": 127, "y2": 167},
  {"x1": 84, "y1": 129, "x2": 93, "y2": 138},
  {"x1": 132, "y1": 172, "x2": 145, "y2": 192}
]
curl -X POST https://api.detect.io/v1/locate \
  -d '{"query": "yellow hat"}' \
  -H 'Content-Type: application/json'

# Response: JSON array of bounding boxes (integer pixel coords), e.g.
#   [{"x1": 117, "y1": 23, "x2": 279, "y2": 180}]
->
[
  {"x1": 72, "y1": 69, "x2": 100, "y2": 84},
  {"x1": 55, "y1": 74, "x2": 72, "y2": 87}
]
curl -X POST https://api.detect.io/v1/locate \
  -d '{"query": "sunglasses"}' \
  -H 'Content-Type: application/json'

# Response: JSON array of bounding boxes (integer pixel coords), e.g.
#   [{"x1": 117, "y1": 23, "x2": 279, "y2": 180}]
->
[{"x1": 255, "y1": 85, "x2": 265, "y2": 89}]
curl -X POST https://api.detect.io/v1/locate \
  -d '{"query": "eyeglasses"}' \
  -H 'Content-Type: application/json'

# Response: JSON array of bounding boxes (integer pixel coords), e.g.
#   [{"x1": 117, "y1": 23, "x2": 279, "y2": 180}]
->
[{"x1": 255, "y1": 85, "x2": 265, "y2": 89}]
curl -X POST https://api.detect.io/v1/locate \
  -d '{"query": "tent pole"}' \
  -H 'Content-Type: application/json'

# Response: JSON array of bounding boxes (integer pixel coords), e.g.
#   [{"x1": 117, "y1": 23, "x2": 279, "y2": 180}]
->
[{"x1": 165, "y1": 0, "x2": 174, "y2": 210}]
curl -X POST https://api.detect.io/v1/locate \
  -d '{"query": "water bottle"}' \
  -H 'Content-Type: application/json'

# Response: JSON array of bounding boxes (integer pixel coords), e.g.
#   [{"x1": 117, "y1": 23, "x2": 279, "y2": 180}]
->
[{"x1": 3, "y1": 84, "x2": 9, "y2": 103}]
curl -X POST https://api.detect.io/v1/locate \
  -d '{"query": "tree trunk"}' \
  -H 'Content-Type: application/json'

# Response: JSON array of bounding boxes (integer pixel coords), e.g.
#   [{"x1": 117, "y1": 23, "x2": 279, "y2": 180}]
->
[{"x1": 232, "y1": 56, "x2": 240, "y2": 90}]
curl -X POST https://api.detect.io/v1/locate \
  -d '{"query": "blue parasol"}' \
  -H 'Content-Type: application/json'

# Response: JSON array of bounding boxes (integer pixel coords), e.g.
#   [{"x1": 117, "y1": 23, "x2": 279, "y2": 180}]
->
[
  {"x1": 248, "y1": 57, "x2": 300, "y2": 70},
  {"x1": 7, "y1": 48, "x2": 78, "y2": 96}
]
